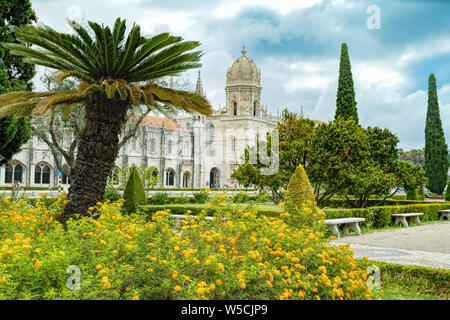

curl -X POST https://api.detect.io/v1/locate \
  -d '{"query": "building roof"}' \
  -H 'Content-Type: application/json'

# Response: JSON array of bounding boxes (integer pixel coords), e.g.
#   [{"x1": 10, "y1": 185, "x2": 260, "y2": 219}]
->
[{"x1": 139, "y1": 115, "x2": 180, "y2": 130}]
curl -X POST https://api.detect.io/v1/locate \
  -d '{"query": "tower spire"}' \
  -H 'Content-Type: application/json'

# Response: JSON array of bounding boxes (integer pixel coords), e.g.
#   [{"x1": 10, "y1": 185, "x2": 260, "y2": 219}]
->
[
  {"x1": 242, "y1": 42, "x2": 246, "y2": 56},
  {"x1": 195, "y1": 70, "x2": 205, "y2": 97},
  {"x1": 300, "y1": 105, "x2": 304, "y2": 118}
]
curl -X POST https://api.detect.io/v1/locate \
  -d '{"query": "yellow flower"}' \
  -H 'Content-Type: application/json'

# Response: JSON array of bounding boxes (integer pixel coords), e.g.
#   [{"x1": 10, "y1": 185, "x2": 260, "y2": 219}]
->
[
  {"x1": 240, "y1": 282, "x2": 246, "y2": 289},
  {"x1": 132, "y1": 296, "x2": 139, "y2": 300},
  {"x1": 99, "y1": 239, "x2": 106, "y2": 245},
  {"x1": 34, "y1": 261, "x2": 42, "y2": 269},
  {"x1": 34, "y1": 248, "x2": 41, "y2": 253},
  {"x1": 215, "y1": 279, "x2": 222, "y2": 286},
  {"x1": 205, "y1": 259, "x2": 211, "y2": 266},
  {"x1": 96, "y1": 264, "x2": 102, "y2": 270},
  {"x1": 197, "y1": 287, "x2": 205, "y2": 295},
  {"x1": 174, "y1": 285, "x2": 182, "y2": 292}
]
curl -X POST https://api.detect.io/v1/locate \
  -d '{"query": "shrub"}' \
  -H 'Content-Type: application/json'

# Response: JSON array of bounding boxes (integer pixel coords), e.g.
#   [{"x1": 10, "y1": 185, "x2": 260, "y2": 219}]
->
[
  {"x1": 104, "y1": 188, "x2": 121, "y2": 202},
  {"x1": 151, "y1": 192, "x2": 170, "y2": 205},
  {"x1": 285, "y1": 165, "x2": 316, "y2": 210},
  {"x1": 231, "y1": 191, "x2": 251, "y2": 203},
  {"x1": 0, "y1": 196, "x2": 374, "y2": 300},
  {"x1": 284, "y1": 165, "x2": 318, "y2": 227},
  {"x1": 406, "y1": 189, "x2": 418, "y2": 200},
  {"x1": 122, "y1": 165, "x2": 147, "y2": 213},
  {"x1": 193, "y1": 190, "x2": 210, "y2": 204}
]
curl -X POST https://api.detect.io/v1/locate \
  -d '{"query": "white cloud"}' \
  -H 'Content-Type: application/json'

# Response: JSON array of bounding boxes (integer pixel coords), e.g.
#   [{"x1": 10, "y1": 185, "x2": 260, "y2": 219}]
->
[
  {"x1": 398, "y1": 36, "x2": 450, "y2": 68},
  {"x1": 213, "y1": 0, "x2": 323, "y2": 18}
]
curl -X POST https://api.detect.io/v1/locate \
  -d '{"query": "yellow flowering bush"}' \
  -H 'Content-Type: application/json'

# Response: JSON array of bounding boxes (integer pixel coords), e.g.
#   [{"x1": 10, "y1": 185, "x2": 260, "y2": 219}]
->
[{"x1": 0, "y1": 195, "x2": 374, "y2": 300}]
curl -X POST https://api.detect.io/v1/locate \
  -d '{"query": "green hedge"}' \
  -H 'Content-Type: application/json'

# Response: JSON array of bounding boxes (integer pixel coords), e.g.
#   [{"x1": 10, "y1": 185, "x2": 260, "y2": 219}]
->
[
  {"x1": 140, "y1": 202, "x2": 450, "y2": 229},
  {"x1": 0, "y1": 186, "x2": 59, "y2": 191},
  {"x1": 146, "y1": 195, "x2": 261, "y2": 205},
  {"x1": 322, "y1": 198, "x2": 431, "y2": 209},
  {"x1": 357, "y1": 259, "x2": 450, "y2": 299},
  {"x1": 140, "y1": 203, "x2": 283, "y2": 219},
  {"x1": 323, "y1": 202, "x2": 450, "y2": 228}
]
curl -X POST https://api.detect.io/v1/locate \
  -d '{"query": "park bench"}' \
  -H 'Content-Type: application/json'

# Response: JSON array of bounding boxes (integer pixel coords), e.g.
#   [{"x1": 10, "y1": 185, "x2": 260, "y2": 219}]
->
[
  {"x1": 324, "y1": 217, "x2": 365, "y2": 239},
  {"x1": 391, "y1": 213, "x2": 424, "y2": 227},
  {"x1": 438, "y1": 210, "x2": 450, "y2": 220}
]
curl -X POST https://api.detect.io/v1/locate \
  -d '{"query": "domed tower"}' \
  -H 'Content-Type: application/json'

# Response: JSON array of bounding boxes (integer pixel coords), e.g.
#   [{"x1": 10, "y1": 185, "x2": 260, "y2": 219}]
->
[{"x1": 225, "y1": 47, "x2": 262, "y2": 117}]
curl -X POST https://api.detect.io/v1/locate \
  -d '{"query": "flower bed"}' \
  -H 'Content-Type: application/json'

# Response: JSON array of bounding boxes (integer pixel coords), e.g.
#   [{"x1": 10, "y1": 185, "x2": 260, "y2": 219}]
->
[{"x1": 0, "y1": 196, "x2": 373, "y2": 300}]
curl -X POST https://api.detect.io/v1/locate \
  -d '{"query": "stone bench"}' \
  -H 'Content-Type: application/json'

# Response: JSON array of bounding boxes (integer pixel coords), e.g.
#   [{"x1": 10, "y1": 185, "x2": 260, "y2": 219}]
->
[
  {"x1": 438, "y1": 210, "x2": 450, "y2": 220},
  {"x1": 391, "y1": 213, "x2": 424, "y2": 227},
  {"x1": 324, "y1": 218, "x2": 365, "y2": 239}
]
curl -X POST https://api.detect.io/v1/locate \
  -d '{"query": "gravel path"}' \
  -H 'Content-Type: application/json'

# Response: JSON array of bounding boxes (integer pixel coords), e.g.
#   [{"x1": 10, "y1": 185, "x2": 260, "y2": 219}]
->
[{"x1": 330, "y1": 221, "x2": 450, "y2": 269}]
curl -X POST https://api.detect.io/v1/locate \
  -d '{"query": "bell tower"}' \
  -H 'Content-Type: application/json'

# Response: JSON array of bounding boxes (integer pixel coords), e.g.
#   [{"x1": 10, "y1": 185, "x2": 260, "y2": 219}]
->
[{"x1": 225, "y1": 47, "x2": 262, "y2": 117}]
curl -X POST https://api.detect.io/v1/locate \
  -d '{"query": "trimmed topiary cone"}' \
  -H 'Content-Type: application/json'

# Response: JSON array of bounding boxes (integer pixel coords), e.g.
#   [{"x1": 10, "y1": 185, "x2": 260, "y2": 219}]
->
[
  {"x1": 123, "y1": 165, "x2": 147, "y2": 213},
  {"x1": 406, "y1": 188, "x2": 418, "y2": 200},
  {"x1": 285, "y1": 164, "x2": 316, "y2": 211},
  {"x1": 284, "y1": 165, "x2": 321, "y2": 228}
]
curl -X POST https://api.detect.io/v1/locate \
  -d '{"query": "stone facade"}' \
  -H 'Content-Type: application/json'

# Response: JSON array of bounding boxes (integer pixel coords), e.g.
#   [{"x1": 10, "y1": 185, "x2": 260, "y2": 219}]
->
[{"x1": 0, "y1": 48, "x2": 279, "y2": 189}]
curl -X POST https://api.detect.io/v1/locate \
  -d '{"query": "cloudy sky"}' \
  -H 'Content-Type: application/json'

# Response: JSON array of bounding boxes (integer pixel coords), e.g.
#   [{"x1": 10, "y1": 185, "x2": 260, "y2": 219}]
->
[{"x1": 31, "y1": 0, "x2": 450, "y2": 150}]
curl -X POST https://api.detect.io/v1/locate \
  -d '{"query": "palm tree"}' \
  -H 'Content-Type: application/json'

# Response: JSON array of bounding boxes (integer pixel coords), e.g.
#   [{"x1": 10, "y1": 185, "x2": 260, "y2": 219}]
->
[{"x1": 0, "y1": 18, "x2": 212, "y2": 225}]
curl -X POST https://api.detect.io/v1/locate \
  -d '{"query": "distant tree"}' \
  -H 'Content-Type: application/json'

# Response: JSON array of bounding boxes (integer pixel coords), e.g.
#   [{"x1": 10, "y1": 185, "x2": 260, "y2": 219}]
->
[
  {"x1": 231, "y1": 109, "x2": 315, "y2": 203},
  {"x1": 308, "y1": 118, "x2": 368, "y2": 206},
  {"x1": 398, "y1": 148, "x2": 425, "y2": 166},
  {"x1": 424, "y1": 74, "x2": 449, "y2": 194},
  {"x1": 0, "y1": 0, "x2": 35, "y2": 166},
  {"x1": 395, "y1": 161, "x2": 427, "y2": 196},
  {"x1": 335, "y1": 43, "x2": 358, "y2": 123}
]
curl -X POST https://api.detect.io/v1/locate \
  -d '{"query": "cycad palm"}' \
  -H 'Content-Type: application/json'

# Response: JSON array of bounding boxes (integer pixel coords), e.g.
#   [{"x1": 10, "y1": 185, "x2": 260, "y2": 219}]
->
[{"x1": 0, "y1": 18, "x2": 212, "y2": 225}]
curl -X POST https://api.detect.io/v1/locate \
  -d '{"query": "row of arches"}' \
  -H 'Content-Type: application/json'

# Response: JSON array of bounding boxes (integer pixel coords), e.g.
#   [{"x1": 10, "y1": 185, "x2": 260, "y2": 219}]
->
[{"x1": 2, "y1": 162, "x2": 70, "y2": 185}]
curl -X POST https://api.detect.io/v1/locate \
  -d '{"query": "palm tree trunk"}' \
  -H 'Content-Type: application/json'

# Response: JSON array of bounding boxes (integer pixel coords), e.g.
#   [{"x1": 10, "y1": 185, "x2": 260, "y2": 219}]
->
[{"x1": 60, "y1": 93, "x2": 128, "y2": 226}]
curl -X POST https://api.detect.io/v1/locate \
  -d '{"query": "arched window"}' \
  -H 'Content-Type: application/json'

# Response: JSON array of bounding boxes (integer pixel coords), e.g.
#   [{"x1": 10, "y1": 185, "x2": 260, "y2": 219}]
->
[
  {"x1": 253, "y1": 102, "x2": 257, "y2": 116},
  {"x1": 4, "y1": 165, "x2": 12, "y2": 184},
  {"x1": 167, "y1": 140, "x2": 172, "y2": 154},
  {"x1": 165, "y1": 169, "x2": 175, "y2": 186},
  {"x1": 152, "y1": 170, "x2": 158, "y2": 178},
  {"x1": 233, "y1": 102, "x2": 237, "y2": 116},
  {"x1": 34, "y1": 164, "x2": 51, "y2": 184},
  {"x1": 13, "y1": 165, "x2": 23, "y2": 183},
  {"x1": 34, "y1": 165, "x2": 41, "y2": 184},
  {"x1": 186, "y1": 123, "x2": 191, "y2": 130},
  {"x1": 131, "y1": 138, "x2": 137, "y2": 151},
  {"x1": 183, "y1": 172, "x2": 191, "y2": 188}
]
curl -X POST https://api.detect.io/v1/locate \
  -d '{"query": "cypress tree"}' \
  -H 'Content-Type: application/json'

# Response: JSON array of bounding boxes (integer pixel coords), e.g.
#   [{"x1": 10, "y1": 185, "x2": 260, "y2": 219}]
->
[
  {"x1": 123, "y1": 165, "x2": 147, "y2": 213},
  {"x1": 424, "y1": 74, "x2": 449, "y2": 194},
  {"x1": 335, "y1": 43, "x2": 358, "y2": 123},
  {"x1": 0, "y1": 0, "x2": 35, "y2": 165}
]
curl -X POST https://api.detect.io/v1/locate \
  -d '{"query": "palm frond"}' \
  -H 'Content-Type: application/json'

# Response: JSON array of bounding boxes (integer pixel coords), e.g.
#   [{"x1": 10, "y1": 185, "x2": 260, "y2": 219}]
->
[
  {"x1": 34, "y1": 92, "x2": 87, "y2": 116},
  {"x1": 142, "y1": 84, "x2": 212, "y2": 116}
]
